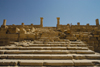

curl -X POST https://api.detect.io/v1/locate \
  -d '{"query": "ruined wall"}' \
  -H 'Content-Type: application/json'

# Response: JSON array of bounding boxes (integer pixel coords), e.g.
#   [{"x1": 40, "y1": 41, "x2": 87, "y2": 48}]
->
[
  {"x1": 56, "y1": 18, "x2": 100, "y2": 52},
  {"x1": 57, "y1": 24, "x2": 97, "y2": 32},
  {"x1": 7, "y1": 25, "x2": 42, "y2": 28},
  {"x1": 19, "y1": 34, "x2": 36, "y2": 41},
  {"x1": 0, "y1": 19, "x2": 37, "y2": 42},
  {"x1": 0, "y1": 33, "x2": 19, "y2": 41},
  {"x1": 0, "y1": 38, "x2": 9, "y2": 46},
  {"x1": 6, "y1": 17, "x2": 43, "y2": 28},
  {"x1": 1, "y1": 17, "x2": 100, "y2": 53}
]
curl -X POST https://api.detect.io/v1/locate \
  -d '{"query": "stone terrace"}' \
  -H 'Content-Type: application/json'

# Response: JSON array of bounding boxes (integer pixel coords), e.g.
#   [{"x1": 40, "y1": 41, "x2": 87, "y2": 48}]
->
[
  {"x1": 0, "y1": 39, "x2": 100, "y2": 67},
  {"x1": 0, "y1": 17, "x2": 100, "y2": 66}
]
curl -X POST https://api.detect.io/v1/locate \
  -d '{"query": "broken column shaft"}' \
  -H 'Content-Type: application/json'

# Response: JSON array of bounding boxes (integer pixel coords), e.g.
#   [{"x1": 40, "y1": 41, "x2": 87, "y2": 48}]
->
[
  {"x1": 3, "y1": 19, "x2": 7, "y2": 26},
  {"x1": 57, "y1": 17, "x2": 60, "y2": 28},
  {"x1": 40, "y1": 17, "x2": 43, "y2": 27}
]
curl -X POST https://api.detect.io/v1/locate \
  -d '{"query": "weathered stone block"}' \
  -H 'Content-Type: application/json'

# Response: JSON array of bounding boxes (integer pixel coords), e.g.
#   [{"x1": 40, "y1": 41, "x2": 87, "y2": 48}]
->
[
  {"x1": 88, "y1": 46, "x2": 94, "y2": 51},
  {"x1": 0, "y1": 38, "x2": 9, "y2": 46},
  {"x1": 94, "y1": 35, "x2": 99, "y2": 37},
  {"x1": 83, "y1": 34, "x2": 88, "y2": 37},
  {"x1": 98, "y1": 37, "x2": 100, "y2": 40},
  {"x1": 90, "y1": 37, "x2": 97, "y2": 40},
  {"x1": 75, "y1": 34, "x2": 80, "y2": 38},
  {"x1": 19, "y1": 28, "x2": 26, "y2": 34}
]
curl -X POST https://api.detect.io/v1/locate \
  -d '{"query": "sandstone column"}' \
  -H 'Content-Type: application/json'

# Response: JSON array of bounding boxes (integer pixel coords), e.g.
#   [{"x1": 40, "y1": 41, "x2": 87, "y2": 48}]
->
[
  {"x1": 31, "y1": 23, "x2": 33, "y2": 26},
  {"x1": 21, "y1": 23, "x2": 24, "y2": 26},
  {"x1": 3, "y1": 19, "x2": 6, "y2": 26},
  {"x1": 87, "y1": 23, "x2": 89, "y2": 26},
  {"x1": 57, "y1": 17, "x2": 60, "y2": 28},
  {"x1": 96, "y1": 19, "x2": 99, "y2": 26},
  {"x1": 77, "y1": 22, "x2": 80, "y2": 26},
  {"x1": 1, "y1": 19, "x2": 8, "y2": 28},
  {"x1": 40, "y1": 17, "x2": 43, "y2": 27}
]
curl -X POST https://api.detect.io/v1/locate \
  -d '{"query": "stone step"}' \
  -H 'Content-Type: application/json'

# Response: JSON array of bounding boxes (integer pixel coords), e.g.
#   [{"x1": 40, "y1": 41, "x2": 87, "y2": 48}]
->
[
  {"x1": 77, "y1": 44, "x2": 87, "y2": 47},
  {"x1": 0, "y1": 54, "x2": 72, "y2": 59},
  {"x1": 26, "y1": 44, "x2": 87, "y2": 47},
  {"x1": 16, "y1": 44, "x2": 70, "y2": 47},
  {"x1": 0, "y1": 60, "x2": 73, "y2": 66},
  {"x1": 0, "y1": 60, "x2": 17, "y2": 66},
  {"x1": 1, "y1": 65, "x2": 100, "y2": 67},
  {"x1": 48, "y1": 42, "x2": 69, "y2": 44},
  {"x1": 67, "y1": 47, "x2": 88, "y2": 50},
  {"x1": 28, "y1": 44, "x2": 69, "y2": 47},
  {"x1": 70, "y1": 42, "x2": 82, "y2": 44},
  {"x1": 73, "y1": 54, "x2": 100, "y2": 59},
  {"x1": 0, "y1": 54, "x2": 100, "y2": 59},
  {"x1": 69, "y1": 44, "x2": 87, "y2": 47},
  {"x1": 0, "y1": 50, "x2": 95, "y2": 54},
  {"x1": 70, "y1": 50, "x2": 94, "y2": 54},
  {"x1": 0, "y1": 47, "x2": 67, "y2": 50},
  {"x1": 0, "y1": 47, "x2": 88, "y2": 50},
  {"x1": 0, "y1": 60, "x2": 100, "y2": 66},
  {"x1": 70, "y1": 41, "x2": 82, "y2": 44},
  {"x1": 73, "y1": 60, "x2": 100, "y2": 66}
]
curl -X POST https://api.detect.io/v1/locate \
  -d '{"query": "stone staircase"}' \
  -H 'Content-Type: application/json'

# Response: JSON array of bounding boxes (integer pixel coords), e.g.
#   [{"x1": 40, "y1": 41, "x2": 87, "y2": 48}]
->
[{"x1": 0, "y1": 39, "x2": 100, "y2": 67}]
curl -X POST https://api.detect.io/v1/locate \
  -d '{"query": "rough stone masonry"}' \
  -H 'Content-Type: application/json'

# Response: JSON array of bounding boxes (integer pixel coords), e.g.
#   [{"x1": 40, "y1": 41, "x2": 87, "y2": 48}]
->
[{"x1": 0, "y1": 17, "x2": 100, "y2": 66}]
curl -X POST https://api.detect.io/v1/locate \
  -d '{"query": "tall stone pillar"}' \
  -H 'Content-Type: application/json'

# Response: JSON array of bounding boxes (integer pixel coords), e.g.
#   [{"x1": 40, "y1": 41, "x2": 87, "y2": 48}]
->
[
  {"x1": 1, "y1": 19, "x2": 8, "y2": 28},
  {"x1": 3, "y1": 19, "x2": 6, "y2": 26},
  {"x1": 40, "y1": 17, "x2": 43, "y2": 27},
  {"x1": 57, "y1": 17, "x2": 60, "y2": 28},
  {"x1": 96, "y1": 19, "x2": 99, "y2": 26}
]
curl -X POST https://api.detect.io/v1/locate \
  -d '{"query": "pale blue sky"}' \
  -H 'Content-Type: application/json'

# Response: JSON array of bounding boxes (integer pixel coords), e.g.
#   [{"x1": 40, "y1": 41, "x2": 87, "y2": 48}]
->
[{"x1": 0, "y1": 0, "x2": 100, "y2": 27}]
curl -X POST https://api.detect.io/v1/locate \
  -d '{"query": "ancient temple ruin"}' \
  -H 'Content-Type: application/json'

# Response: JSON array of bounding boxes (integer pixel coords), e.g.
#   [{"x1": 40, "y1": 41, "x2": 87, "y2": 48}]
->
[{"x1": 0, "y1": 17, "x2": 100, "y2": 66}]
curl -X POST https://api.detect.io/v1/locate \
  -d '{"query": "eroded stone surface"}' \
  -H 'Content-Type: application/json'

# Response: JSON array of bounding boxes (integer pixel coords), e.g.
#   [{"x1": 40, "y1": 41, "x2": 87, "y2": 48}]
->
[{"x1": 0, "y1": 18, "x2": 100, "y2": 66}]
